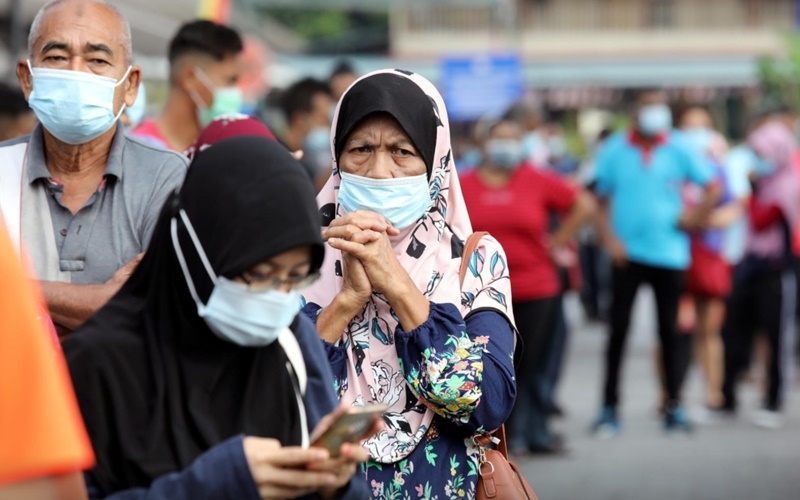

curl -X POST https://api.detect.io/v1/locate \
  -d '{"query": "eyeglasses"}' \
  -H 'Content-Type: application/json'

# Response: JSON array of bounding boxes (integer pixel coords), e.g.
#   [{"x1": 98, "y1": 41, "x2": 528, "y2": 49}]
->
[{"x1": 240, "y1": 270, "x2": 320, "y2": 292}]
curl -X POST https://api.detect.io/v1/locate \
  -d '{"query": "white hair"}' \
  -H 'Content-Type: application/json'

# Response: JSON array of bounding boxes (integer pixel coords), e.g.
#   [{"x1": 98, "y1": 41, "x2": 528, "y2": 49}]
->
[{"x1": 28, "y1": 0, "x2": 132, "y2": 65}]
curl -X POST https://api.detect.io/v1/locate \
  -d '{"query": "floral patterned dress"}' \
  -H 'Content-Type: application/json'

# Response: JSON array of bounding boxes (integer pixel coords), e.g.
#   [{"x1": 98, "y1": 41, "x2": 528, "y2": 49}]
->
[{"x1": 303, "y1": 303, "x2": 516, "y2": 499}]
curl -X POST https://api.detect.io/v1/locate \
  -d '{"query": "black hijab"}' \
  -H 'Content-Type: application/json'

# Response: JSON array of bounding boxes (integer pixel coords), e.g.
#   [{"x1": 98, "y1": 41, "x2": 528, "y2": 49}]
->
[
  {"x1": 333, "y1": 72, "x2": 438, "y2": 177},
  {"x1": 63, "y1": 137, "x2": 324, "y2": 494}
]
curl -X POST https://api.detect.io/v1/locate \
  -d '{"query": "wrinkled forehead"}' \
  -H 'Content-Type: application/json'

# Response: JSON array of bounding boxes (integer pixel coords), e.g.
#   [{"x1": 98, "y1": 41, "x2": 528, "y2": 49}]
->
[
  {"x1": 32, "y1": 1, "x2": 126, "y2": 59},
  {"x1": 345, "y1": 112, "x2": 410, "y2": 141}
]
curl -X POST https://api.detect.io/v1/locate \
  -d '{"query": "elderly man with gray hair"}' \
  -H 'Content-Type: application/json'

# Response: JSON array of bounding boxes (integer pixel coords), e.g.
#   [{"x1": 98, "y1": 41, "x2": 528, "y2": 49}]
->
[{"x1": 0, "y1": 0, "x2": 187, "y2": 336}]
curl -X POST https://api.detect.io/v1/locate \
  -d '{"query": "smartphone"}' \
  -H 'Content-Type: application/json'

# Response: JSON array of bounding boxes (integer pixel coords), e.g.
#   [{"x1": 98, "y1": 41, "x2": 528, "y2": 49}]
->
[{"x1": 310, "y1": 404, "x2": 387, "y2": 456}]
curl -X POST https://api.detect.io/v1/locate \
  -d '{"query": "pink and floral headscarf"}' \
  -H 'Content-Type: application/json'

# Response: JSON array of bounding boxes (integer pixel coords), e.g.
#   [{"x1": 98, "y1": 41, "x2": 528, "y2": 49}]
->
[
  {"x1": 303, "y1": 69, "x2": 515, "y2": 463},
  {"x1": 747, "y1": 120, "x2": 800, "y2": 258}
]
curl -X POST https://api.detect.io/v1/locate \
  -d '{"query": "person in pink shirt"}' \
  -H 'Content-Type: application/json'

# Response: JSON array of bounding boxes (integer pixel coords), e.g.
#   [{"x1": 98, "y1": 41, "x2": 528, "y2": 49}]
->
[{"x1": 721, "y1": 121, "x2": 800, "y2": 429}]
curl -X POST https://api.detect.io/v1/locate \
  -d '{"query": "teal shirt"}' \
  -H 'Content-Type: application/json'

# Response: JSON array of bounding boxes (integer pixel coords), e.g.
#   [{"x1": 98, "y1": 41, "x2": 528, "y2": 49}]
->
[{"x1": 595, "y1": 130, "x2": 713, "y2": 270}]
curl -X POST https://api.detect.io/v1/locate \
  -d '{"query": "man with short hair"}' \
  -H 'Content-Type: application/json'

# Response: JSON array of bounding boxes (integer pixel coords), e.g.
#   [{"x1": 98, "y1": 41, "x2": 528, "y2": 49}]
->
[
  {"x1": 1, "y1": 0, "x2": 187, "y2": 335},
  {"x1": 279, "y1": 77, "x2": 334, "y2": 190},
  {"x1": 592, "y1": 89, "x2": 720, "y2": 435},
  {"x1": 0, "y1": 83, "x2": 37, "y2": 141},
  {"x1": 132, "y1": 20, "x2": 244, "y2": 152}
]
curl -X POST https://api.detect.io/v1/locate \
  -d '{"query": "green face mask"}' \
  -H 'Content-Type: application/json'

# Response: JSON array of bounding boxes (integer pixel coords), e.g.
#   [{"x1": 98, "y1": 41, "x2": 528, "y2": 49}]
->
[{"x1": 191, "y1": 68, "x2": 244, "y2": 127}]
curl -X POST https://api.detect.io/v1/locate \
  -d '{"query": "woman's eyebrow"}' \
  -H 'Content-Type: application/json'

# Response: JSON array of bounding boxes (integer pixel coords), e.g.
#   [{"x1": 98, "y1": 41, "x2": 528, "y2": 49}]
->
[
  {"x1": 388, "y1": 138, "x2": 416, "y2": 150},
  {"x1": 346, "y1": 136, "x2": 372, "y2": 145}
]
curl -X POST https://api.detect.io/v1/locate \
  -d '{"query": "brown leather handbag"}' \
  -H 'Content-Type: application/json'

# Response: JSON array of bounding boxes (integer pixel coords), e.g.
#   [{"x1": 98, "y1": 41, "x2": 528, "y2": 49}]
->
[
  {"x1": 473, "y1": 427, "x2": 538, "y2": 500},
  {"x1": 460, "y1": 232, "x2": 539, "y2": 500}
]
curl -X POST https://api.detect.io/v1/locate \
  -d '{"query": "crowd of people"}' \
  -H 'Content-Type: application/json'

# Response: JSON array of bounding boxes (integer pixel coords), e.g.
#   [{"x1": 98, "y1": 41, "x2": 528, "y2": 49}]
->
[
  {"x1": 455, "y1": 88, "x2": 800, "y2": 444},
  {"x1": 2, "y1": 0, "x2": 800, "y2": 498}
]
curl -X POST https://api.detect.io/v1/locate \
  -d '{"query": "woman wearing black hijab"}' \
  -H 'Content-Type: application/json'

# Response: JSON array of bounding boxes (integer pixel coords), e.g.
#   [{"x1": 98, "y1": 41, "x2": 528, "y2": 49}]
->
[
  {"x1": 63, "y1": 137, "x2": 370, "y2": 499},
  {"x1": 303, "y1": 71, "x2": 517, "y2": 498}
]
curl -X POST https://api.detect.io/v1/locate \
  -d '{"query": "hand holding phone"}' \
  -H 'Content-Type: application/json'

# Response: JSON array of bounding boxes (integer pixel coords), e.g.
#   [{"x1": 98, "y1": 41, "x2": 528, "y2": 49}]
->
[{"x1": 309, "y1": 404, "x2": 387, "y2": 457}]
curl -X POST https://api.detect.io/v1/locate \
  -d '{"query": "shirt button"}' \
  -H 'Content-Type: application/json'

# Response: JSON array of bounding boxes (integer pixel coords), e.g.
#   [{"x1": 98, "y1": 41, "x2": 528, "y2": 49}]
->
[{"x1": 60, "y1": 228, "x2": 67, "y2": 236}]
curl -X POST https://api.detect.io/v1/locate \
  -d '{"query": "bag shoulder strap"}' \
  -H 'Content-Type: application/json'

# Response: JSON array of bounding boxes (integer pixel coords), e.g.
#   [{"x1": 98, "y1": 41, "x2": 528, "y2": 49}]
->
[
  {"x1": 495, "y1": 425, "x2": 508, "y2": 458},
  {"x1": 475, "y1": 426, "x2": 509, "y2": 458},
  {"x1": 459, "y1": 231, "x2": 489, "y2": 287},
  {"x1": 460, "y1": 231, "x2": 510, "y2": 458}
]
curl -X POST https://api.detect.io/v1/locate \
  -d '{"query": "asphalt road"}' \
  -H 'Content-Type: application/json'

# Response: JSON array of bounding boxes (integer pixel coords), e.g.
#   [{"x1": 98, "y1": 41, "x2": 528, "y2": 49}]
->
[{"x1": 517, "y1": 289, "x2": 800, "y2": 500}]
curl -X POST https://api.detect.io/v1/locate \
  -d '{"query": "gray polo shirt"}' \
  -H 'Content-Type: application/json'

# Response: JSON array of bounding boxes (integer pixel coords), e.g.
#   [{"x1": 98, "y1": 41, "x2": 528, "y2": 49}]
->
[{"x1": 7, "y1": 125, "x2": 187, "y2": 285}]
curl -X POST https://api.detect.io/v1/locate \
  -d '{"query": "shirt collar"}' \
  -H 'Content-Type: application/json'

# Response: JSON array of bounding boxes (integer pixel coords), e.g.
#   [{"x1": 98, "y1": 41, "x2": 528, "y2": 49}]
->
[
  {"x1": 628, "y1": 129, "x2": 668, "y2": 148},
  {"x1": 26, "y1": 123, "x2": 125, "y2": 184}
]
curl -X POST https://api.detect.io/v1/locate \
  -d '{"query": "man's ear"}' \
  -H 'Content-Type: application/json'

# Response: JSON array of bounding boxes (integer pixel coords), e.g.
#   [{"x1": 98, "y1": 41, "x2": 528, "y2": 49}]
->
[
  {"x1": 124, "y1": 66, "x2": 142, "y2": 108},
  {"x1": 178, "y1": 62, "x2": 200, "y2": 94},
  {"x1": 16, "y1": 59, "x2": 33, "y2": 100}
]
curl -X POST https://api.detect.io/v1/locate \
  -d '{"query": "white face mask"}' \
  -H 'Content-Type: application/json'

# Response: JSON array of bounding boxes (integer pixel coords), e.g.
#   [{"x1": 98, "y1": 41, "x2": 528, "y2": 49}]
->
[
  {"x1": 170, "y1": 209, "x2": 302, "y2": 347},
  {"x1": 638, "y1": 104, "x2": 672, "y2": 136},
  {"x1": 27, "y1": 60, "x2": 130, "y2": 144}
]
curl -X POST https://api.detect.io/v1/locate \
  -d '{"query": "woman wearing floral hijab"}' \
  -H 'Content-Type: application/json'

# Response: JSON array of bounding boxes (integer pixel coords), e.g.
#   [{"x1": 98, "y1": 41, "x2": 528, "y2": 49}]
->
[{"x1": 302, "y1": 70, "x2": 517, "y2": 498}]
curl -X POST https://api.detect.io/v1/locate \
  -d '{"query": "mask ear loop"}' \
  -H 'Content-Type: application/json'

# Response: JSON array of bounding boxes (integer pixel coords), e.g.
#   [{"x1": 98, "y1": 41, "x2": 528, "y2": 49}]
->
[
  {"x1": 112, "y1": 103, "x2": 128, "y2": 123},
  {"x1": 190, "y1": 67, "x2": 214, "y2": 112},
  {"x1": 170, "y1": 209, "x2": 218, "y2": 311},
  {"x1": 111, "y1": 66, "x2": 134, "y2": 122},
  {"x1": 171, "y1": 217, "x2": 204, "y2": 312},
  {"x1": 178, "y1": 209, "x2": 217, "y2": 282}
]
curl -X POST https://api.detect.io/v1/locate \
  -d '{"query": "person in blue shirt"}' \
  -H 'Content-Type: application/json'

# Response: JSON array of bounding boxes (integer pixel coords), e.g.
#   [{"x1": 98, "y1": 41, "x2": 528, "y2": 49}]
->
[{"x1": 592, "y1": 89, "x2": 720, "y2": 436}]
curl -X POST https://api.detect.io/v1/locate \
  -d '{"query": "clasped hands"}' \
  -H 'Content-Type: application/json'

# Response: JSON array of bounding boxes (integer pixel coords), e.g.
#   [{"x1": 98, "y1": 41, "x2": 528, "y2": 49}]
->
[{"x1": 323, "y1": 210, "x2": 405, "y2": 304}]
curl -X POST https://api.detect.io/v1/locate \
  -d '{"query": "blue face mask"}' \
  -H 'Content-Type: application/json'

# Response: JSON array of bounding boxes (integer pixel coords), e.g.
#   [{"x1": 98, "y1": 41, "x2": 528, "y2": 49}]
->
[
  {"x1": 461, "y1": 147, "x2": 483, "y2": 167},
  {"x1": 638, "y1": 104, "x2": 672, "y2": 136},
  {"x1": 304, "y1": 127, "x2": 333, "y2": 174},
  {"x1": 171, "y1": 210, "x2": 301, "y2": 347},
  {"x1": 752, "y1": 155, "x2": 777, "y2": 178},
  {"x1": 681, "y1": 126, "x2": 713, "y2": 156},
  {"x1": 547, "y1": 135, "x2": 568, "y2": 159},
  {"x1": 27, "y1": 61, "x2": 130, "y2": 145},
  {"x1": 523, "y1": 132, "x2": 543, "y2": 158},
  {"x1": 337, "y1": 171, "x2": 432, "y2": 230},
  {"x1": 486, "y1": 139, "x2": 524, "y2": 170},
  {"x1": 305, "y1": 126, "x2": 331, "y2": 152}
]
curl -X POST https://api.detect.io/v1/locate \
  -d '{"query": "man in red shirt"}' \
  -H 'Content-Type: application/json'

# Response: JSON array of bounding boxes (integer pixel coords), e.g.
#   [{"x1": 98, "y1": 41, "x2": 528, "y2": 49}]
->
[{"x1": 461, "y1": 118, "x2": 595, "y2": 454}]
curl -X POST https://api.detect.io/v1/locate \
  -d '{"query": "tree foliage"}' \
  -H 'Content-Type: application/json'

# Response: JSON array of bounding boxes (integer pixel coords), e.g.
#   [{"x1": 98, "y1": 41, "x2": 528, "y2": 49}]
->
[
  {"x1": 757, "y1": 33, "x2": 800, "y2": 109},
  {"x1": 260, "y1": 8, "x2": 389, "y2": 52}
]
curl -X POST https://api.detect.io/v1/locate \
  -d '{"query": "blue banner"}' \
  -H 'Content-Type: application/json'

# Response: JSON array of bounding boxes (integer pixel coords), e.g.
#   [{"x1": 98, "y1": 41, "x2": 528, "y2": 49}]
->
[{"x1": 440, "y1": 54, "x2": 523, "y2": 122}]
